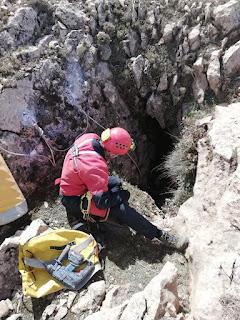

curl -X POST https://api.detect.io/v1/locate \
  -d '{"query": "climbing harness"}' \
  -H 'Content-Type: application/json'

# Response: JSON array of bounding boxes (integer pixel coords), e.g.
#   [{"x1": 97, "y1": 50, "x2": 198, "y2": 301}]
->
[{"x1": 19, "y1": 229, "x2": 102, "y2": 297}]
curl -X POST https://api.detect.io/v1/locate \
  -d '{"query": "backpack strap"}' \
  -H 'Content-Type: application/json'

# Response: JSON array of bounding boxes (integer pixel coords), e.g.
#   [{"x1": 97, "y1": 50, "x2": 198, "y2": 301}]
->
[{"x1": 24, "y1": 234, "x2": 95, "y2": 269}]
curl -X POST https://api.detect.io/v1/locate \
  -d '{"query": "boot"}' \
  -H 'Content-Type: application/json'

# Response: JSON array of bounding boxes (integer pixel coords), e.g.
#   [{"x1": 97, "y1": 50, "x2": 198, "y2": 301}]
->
[{"x1": 157, "y1": 229, "x2": 189, "y2": 252}]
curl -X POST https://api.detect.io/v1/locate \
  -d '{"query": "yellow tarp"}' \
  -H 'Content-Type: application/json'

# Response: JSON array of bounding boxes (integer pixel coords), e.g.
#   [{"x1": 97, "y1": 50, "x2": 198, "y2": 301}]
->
[
  {"x1": 19, "y1": 229, "x2": 101, "y2": 298},
  {"x1": 0, "y1": 154, "x2": 28, "y2": 225}
]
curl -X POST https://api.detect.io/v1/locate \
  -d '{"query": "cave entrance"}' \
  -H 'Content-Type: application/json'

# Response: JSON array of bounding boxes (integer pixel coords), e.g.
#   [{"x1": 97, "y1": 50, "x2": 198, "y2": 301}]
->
[{"x1": 140, "y1": 116, "x2": 175, "y2": 207}]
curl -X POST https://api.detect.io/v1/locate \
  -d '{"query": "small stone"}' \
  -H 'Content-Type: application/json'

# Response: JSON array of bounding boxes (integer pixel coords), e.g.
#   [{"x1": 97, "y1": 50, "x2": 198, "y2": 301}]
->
[
  {"x1": 0, "y1": 300, "x2": 11, "y2": 318},
  {"x1": 6, "y1": 314, "x2": 22, "y2": 320},
  {"x1": 54, "y1": 306, "x2": 68, "y2": 320},
  {"x1": 188, "y1": 25, "x2": 201, "y2": 51},
  {"x1": 67, "y1": 292, "x2": 77, "y2": 309}
]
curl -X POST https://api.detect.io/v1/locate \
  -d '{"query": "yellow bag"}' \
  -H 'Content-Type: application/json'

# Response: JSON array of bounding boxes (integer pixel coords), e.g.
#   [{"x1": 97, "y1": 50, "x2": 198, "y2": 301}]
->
[
  {"x1": 0, "y1": 154, "x2": 28, "y2": 225},
  {"x1": 19, "y1": 229, "x2": 101, "y2": 298}
]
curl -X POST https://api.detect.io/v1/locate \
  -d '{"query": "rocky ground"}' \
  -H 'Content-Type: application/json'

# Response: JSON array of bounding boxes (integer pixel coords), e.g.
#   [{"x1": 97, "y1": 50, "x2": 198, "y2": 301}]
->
[{"x1": 1, "y1": 0, "x2": 240, "y2": 319}]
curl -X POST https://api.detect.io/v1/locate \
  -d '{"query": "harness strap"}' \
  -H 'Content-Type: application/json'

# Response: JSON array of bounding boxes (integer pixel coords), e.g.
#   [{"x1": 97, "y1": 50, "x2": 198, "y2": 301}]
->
[{"x1": 24, "y1": 235, "x2": 95, "y2": 269}]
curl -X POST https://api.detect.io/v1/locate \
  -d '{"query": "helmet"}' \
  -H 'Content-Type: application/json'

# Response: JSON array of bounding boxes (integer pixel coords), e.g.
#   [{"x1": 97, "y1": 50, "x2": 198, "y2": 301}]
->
[{"x1": 101, "y1": 127, "x2": 135, "y2": 155}]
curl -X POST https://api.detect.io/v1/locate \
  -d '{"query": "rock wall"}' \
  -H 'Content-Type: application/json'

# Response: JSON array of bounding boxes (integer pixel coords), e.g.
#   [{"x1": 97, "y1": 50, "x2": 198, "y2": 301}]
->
[
  {"x1": 1, "y1": 0, "x2": 240, "y2": 197},
  {"x1": 178, "y1": 103, "x2": 240, "y2": 320}
]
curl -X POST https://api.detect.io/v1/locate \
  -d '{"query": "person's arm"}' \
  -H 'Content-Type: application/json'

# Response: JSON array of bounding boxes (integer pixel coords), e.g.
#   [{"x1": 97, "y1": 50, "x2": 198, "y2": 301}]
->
[
  {"x1": 83, "y1": 169, "x2": 130, "y2": 209},
  {"x1": 93, "y1": 189, "x2": 130, "y2": 209}
]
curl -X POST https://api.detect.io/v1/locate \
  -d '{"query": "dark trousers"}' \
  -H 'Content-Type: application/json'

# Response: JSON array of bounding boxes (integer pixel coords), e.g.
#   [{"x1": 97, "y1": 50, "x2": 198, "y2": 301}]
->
[{"x1": 61, "y1": 196, "x2": 159, "y2": 240}]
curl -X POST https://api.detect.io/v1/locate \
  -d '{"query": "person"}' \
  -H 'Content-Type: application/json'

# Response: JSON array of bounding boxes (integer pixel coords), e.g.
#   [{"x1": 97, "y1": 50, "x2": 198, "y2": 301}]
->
[{"x1": 58, "y1": 127, "x2": 188, "y2": 251}]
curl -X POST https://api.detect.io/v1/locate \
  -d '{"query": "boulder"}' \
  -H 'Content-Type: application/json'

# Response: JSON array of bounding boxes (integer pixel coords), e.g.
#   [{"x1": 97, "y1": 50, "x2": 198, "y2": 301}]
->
[
  {"x1": 55, "y1": 3, "x2": 88, "y2": 29},
  {"x1": 213, "y1": 0, "x2": 240, "y2": 35},
  {"x1": 223, "y1": 40, "x2": 240, "y2": 76},
  {"x1": 7, "y1": 7, "x2": 38, "y2": 45}
]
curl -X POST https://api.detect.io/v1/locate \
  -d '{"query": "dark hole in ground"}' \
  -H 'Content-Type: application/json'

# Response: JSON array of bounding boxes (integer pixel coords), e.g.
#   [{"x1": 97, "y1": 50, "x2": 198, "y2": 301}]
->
[{"x1": 140, "y1": 116, "x2": 175, "y2": 208}]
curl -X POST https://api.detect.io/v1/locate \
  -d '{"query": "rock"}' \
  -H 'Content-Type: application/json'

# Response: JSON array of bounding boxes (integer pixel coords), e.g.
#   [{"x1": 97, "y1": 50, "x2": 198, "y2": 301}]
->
[
  {"x1": 207, "y1": 24, "x2": 218, "y2": 39},
  {"x1": 146, "y1": 9, "x2": 155, "y2": 25},
  {"x1": 128, "y1": 55, "x2": 145, "y2": 89},
  {"x1": 0, "y1": 78, "x2": 33, "y2": 133},
  {"x1": 67, "y1": 292, "x2": 77, "y2": 309},
  {"x1": 157, "y1": 73, "x2": 168, "y2": 92},
  {"x1": 128, "y1": 29, "x2": 140, "y2": 56},
  {"x1": 207, "y1": 50, "x2": 221, "y2": 95},
  {"x1": 204, "y1": 3, "x2": 213, "y2": 22},
  {"x1": 99, "y1": 45, "x2": 111, "y2": 61},
  {"x1": 0, "y1": 299, "x2": 12, "y2": 318},
  {"x1": 102, "y1": 284, "x2": 130, "y2": 309},
  {"x1": 120, "y1": 292, "x2": 146, "y2": 320},
  {"x1": 6, "y1": 314, "x2": 22, "y2": 320},
  {"x1": 223, "y1": 40, "x2": 240, "y2": 76},
  {"x1": 7, "y1": 7, "x2": 38, "y2": 45},
  {"x1": 192, "y1": 57, "x2": 208, "y2": 104},
  {"x1": 162, "y1": 23, "x2": 175, "y2": 43},
  {"x1": 41, "y1": 303, "x2": 57, "y2": 320},
  {"x1": 38, "y1": 35, "x2": 54, "y2": 50},
  {"x1": 71, "y1": 280, "x2": 106, "y2": 314},
  {"x1": 143, "y1": 262, "x2": 179, "y2": 319},
  {"x1": 188, "y1": 25, "x2": 201, "y2": 51},
  {"x1": 146, "y1": 93, "x2": 166, "y2": 129},
  {"x1": 213, "y1": 0, "x2": 240, "y2": 35},
  {"x1": 54, "y1": 306, "x2": 68, "y2": 320},
  {"x1": 55, "y1": 3, "x2": 88, "y2": 29},
  {"x1": 84, "y1": 303, "x2": 127, "y2": 320},
  {"x1": 14, "y1": 46, "x2": 41, "y2": 61},
  {"x1": 140, "y1": 32, "x2": 148, "y2": 50},
  {"x1": 179, "y1": 103, "x2": 240, "y2": 320},
  {"x1": 19, "y1": 219, "x2": 49, "y2": 244}
]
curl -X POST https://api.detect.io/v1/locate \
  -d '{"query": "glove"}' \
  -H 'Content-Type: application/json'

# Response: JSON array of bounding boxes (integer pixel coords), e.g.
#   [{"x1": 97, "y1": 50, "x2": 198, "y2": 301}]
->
[{"x1": 108, "y1": 176, "x2": 122, "y2": 193}]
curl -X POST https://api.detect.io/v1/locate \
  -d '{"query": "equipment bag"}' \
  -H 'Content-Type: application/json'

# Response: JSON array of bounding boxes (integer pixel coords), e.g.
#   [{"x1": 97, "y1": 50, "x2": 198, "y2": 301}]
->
[{"x1": 19, "y1": 229, "x2": 101, "y2": 298}]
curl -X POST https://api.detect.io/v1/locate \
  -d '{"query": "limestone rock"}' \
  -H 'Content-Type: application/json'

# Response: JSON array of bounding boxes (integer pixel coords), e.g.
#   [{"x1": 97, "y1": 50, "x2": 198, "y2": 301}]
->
[
  {"x1": 55, "y1": 3, "x2": 88, "y2": 29},
  {"x1": 128, "y1": 29, "x2": 140, "y2": 57},
  {"x1": 223, "y1": 40, "x2": 240, "y2": 76},
  {"x1": 128, "y1": 55, "x2": 145, "y2": 89},
  {"x1": 162, "y1": 23, "x2": 175, "y2": 43},
  {"x1": 84, "y1": 303, "x2": 127, "y2": 320},
  {"x1": 6, "y1": 314, "x2": 22, "y2": 320},
  {"x1": 179, "y1": 103, "x2": 240, "y2": 320},
  {"x1": 67, "y1": 292, "x2": 77, "y2": 309},
  {"x1": 213, "y1": 0, "x2": 240, "y2": 35},
  {"x1": 143, "y1": 262, "x2": 179, "y2": 319},
  {"x1": 71, "y1": 280, "x2": 106, "y2": 314},
  {"x1": 120, "y1": 292, "x2": 146, "y2": 320},
  {"x1": 41, "y1": 303, "x2": 57, "y2": 320},
  {"x1": 157, "y1": 73, "x2": 168, "y2": 92},
  {"x1": 7, "y1": 7, "x2": 38, "y2": 45},
  {"x1": 0, "y1": 79, "x2": 33, "y2": 133},
  {"x1": 54, "y1": 306, "x2": 68, "y2": 320},
  {"x1": 146, "y1": 93, "x2": 166, "y2": 129},
  {"x1": 0, "y1": 299, "x2": 11, "y2": 318},
  {"x1": 102, "y1": 284, "x2": 130, "y2": 309},
  {"x1": 192, "y1": 57, "x2": 208, "y2": 104},
  {"x1": 188, "y1": 25, "x2": 200, "y2": 51},
  {"x1": 207, "y1": 50, "x2": 221, "y2": 95}
]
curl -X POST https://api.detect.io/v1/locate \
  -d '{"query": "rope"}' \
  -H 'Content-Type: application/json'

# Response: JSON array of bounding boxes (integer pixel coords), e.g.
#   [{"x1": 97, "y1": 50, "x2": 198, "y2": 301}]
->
[{"x1": 0, "y1": 105, "x2": 141, "y2": 176}]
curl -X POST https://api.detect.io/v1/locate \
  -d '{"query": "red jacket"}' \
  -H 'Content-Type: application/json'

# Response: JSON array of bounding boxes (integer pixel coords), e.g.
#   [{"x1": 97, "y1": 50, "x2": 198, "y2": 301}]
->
[{"x1": 60, "y1": 133, "x2": 109, "y2": 218}]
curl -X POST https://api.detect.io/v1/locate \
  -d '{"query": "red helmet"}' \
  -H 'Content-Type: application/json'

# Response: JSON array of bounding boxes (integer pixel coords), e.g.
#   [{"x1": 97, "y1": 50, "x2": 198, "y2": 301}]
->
[{"x1": 101, "y1": 127, "x2": 135, "y2": 155}]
